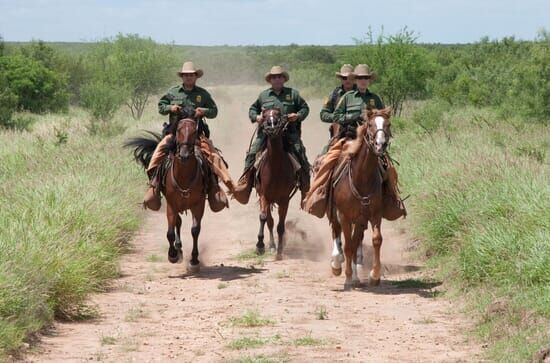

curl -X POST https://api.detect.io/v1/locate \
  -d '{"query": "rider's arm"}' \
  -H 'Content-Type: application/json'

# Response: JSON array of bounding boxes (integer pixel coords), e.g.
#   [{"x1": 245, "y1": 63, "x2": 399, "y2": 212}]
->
[
  {"x1": 294, "y1": 90, "x2": 309, "y2": 122},
  {"x1": 202, "y1": 91, "x2": 218, "y2": 119},
  {"x1": 158, "y1": 92, "x2": 173, "y2": 115},
  {"x1": 249, "y1": 96, "x2": 262, "y2": 123},
  {"x1": 320, "y1": 93, "x2": 335, "y2": 123}
]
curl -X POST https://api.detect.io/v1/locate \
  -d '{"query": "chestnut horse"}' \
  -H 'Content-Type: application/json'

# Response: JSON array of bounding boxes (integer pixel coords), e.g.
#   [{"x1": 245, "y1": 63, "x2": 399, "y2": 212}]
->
[
  {"x1": 126, "y1": 110, "x2": 206, "y2": 272},
  {"x1": 329, "y1": 108, "x2": 393, "y2": 290},
  {"x1": 255, "y1": 108, "x2": 297, "y2": 260}
]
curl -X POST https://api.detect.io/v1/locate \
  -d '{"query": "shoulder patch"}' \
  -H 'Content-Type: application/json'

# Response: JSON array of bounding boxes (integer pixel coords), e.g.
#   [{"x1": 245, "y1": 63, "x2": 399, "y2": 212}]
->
[
  {"x1": 286, "y1": 94, "x2": 292, "y2": 101},
  {"x1": 323, "y1": 97, "x2": 330, "y2": 107},
  {"x1": 369, "y1": 98, "x2": 375, "y2": 106}
]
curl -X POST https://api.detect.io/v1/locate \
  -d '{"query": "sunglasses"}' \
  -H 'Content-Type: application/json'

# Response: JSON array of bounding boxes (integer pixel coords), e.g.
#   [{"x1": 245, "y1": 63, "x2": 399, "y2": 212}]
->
[
  {"x1": 355, "y1": 76, "x2": 371, "y2": 80},
  {"x1": 271, "y1": 74, "x2": 284, "y2": 79},
  {"x1": 340, "y1": 76, "x2": 350, "y2": 80}
]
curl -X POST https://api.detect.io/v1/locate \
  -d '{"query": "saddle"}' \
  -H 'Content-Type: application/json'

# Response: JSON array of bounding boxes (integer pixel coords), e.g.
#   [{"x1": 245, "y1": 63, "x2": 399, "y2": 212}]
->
[
  {"x1": 253, "y1": 149, "x2": 301, "y2": 187},
  {"x1": 157, "y1": 145, "x2": 210, "y2": 195}
]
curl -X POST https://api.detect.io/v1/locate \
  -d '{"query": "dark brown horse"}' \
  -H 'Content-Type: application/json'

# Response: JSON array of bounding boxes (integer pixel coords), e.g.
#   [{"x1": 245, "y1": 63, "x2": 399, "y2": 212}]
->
[
  {"x1": 126, "y1": 110, "x2": 206, "y2": 272},
  {"x1": 255, "y1": 108, "x2": 297, "y2": 260},
  {"x1": 329, "y1": 107, "x2": 393, "y2": 290}
]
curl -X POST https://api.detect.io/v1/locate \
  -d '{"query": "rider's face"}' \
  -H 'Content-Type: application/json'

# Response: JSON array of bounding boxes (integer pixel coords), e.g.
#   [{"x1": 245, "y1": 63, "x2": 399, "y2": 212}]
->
[
  {"x1": 181, "y1": 73, "x2": 197, "y2": 88},
  {"x1": 269, "y1": 74, "x2": 285, "y2": 90},
  {"x1": 340, "y1": 76, "x2": 354, "y2": 90}
]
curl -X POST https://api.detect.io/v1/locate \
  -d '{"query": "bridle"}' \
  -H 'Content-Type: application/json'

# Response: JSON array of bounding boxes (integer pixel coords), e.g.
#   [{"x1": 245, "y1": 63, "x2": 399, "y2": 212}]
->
[
  {"x1": 262, "y1": 109, "x2": 288, "y2": 137},
  {"x1": 172, "y1": 118, "x2": 201, "y2": 198}
]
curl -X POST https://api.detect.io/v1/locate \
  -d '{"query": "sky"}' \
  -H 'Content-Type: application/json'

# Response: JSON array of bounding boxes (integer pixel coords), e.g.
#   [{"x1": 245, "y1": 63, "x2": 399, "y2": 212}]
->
[{"x1": 0, "y1": 0, "x2": 548, "y2": 45}]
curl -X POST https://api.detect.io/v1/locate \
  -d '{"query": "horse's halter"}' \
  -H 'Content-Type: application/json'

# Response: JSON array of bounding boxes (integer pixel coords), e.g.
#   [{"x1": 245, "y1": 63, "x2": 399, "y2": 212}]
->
[
  {"x1": 175, "y1": 118, "x2": 198, "y2": 160},
  {"x1": 364, "y1": 116, "x2": 392, "y2": 156},
  {"x1": 262, "y1": 109, "x2": 288, "y2": 137}
]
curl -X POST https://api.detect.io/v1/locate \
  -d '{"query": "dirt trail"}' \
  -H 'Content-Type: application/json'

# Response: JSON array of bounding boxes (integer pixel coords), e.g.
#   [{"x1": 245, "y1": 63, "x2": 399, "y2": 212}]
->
[{"x1": 25, "y1": 87, "x2": 481, "y2": 362}]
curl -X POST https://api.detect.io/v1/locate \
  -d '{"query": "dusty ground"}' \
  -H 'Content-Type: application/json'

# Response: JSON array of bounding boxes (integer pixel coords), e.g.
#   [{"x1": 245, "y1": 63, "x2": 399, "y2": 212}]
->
[{"x1": 24, "y1": 86, "x2": 482, "y2": 363}]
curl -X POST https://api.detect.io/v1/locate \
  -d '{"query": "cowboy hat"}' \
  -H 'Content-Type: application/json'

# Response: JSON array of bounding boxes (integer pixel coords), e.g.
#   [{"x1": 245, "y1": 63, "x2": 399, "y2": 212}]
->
[
  {"x1": 335, "y1": 64, "x2": 354, "y2": 78},
  {"x1": 177, "y1": 61, "x2": 203, "y2": 78},
  {"x1": 264, "y1": 65, "x2": 289, "y2": 82},
  {"x1": 353, "y1": 64, "x2": 377, "y2": 79}
]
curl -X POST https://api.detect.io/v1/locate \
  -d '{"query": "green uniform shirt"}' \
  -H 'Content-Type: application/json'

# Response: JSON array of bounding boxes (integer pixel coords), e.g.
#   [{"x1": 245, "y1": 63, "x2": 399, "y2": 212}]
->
[
  {"x1": 320, "y1": 85, "x2": 357, "y2": 123},
  {"x1": 333, "y1": 89, "x2": 384, "y2": 125},
  {"x1": 249, "y1": 86, "x2": 309, "y2": 138},
  {"x1": 158, "y1": 85, "x2": 218, "y2": 124}
]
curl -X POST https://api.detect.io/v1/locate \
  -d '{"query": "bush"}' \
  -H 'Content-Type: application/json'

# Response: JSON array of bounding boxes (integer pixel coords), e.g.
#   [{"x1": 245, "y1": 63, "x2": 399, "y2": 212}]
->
[
  {"x1": 0, "y1": 55, "x2": 69, "y2": 113},
  {"x1": 80, "y1": 80, "x2": 127, "y2": 124},
  {"x1": 0, "y1": 73, "x2": 18, "y2": 128}
]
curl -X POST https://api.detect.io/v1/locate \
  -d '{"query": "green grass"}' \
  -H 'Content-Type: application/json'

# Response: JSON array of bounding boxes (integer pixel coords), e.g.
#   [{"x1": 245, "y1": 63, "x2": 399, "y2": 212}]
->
[
  {"x1": 233, "y1": 249, "x2": 268, "y2": 266},
  {"x1": 394, "y1": 105, "x2": 549, "y2": 361},
  {"x1": 226, "y1": 337, "x2": 267, "y2": 350},
  {"x1": 229, "y1": 310, "x2": 275, "y2": 328},
  {"x1": 293, "y1": 335, "x2": 324, "y2": 347},
  {"x1": 0, "y1": 107, "x2": 147, "y2": 358}
]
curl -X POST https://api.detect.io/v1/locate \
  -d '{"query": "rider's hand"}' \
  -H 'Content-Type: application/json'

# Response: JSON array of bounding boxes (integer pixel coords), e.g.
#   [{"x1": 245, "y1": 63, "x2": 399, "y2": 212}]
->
[
  {"x1": 170, "y1": 105, "x2": 181, "y2": 113},
  {"x1": 256, "y1": 115, "x2": 264, "y2": 124},
  {"x1": 287, "y1": 113, "x2": 298, "y2": 122},
  {"x1": 194, "y1": 108, "x2": 205, "y2": 118}
]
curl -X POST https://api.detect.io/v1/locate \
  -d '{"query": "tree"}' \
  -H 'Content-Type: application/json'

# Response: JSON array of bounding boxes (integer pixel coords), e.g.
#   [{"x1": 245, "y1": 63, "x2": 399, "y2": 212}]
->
[
  {"x1": 344, "y1": 27, "x2": 435, "y2": 115},
  {"x1": 0, "y1": 73, "x2": 18, "y2": 128}
]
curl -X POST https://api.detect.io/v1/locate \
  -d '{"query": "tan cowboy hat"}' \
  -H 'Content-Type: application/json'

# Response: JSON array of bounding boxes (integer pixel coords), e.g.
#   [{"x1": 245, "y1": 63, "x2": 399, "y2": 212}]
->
[
  {"x1": 335, "y1": 64, "x2": 354, "y2": 78},
  {"x1": 353, "y1": 64, "x2": 377, "y2": 79},
  {"x1": 177, "y1": 61, "x2": 203, "y2": 78},
  {"x1": 264, "y1": 65, "x2": 289, "y2": 83}
]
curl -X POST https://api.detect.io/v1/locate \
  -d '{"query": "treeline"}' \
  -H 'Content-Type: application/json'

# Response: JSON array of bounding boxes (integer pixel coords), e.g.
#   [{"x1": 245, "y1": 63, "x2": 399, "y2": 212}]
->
[{"x1": 1, "y1": 29, "x2": 548, "y2": 130}]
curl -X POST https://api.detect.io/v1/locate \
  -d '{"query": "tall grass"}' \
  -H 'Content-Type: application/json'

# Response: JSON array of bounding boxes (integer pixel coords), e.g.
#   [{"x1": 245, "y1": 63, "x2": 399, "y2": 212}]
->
[
  {"x1": 0, "y1": 108, "x2": 145, "y2": 357},
  {"x1": 394, "y1": 104, "x2": 549, "y2": 361}
]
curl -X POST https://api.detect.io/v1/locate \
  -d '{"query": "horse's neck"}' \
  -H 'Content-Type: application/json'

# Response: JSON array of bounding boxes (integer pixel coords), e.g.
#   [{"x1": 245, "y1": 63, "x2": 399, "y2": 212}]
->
[
  {"x1": 351, "y1": 139, "x2": 379, "y2": 187},
  {"x1": 266, "y1": 135, "x2": 286, "y2": 166},
  {"x1": 173, "y1": 155, "x2": 199, "y2": 183}
]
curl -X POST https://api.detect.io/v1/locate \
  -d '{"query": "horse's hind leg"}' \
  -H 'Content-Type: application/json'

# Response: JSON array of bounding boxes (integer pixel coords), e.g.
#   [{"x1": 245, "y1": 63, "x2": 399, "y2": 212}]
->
[
  {"x1": 267, "y1": 208, "x2": 276, "y2": 253},
  {"x1": 275, "y1": 200, "x2": 289, "y2": 261},
  {"x1": 369, "y1": 218, "x2": 383, "y2": 286},
  {"x1": 188, "y1": 201, "x2": 205, "y2": 273},
  {"x1": 166, "y1": 203, "x2": 182, "y2": 264},
  {"x1": 256, "y1": 196, "x2": 268, "y2": 255},
  {"x1": 331, "y1": 220, "x2": 344, "y2": 276}
]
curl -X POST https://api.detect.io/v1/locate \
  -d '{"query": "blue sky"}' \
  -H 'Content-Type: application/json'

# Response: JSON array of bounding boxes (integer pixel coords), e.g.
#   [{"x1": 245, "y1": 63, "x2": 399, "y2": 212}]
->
[{"x1": 0, "y1": 0, "x2": 548, "y2": 45}]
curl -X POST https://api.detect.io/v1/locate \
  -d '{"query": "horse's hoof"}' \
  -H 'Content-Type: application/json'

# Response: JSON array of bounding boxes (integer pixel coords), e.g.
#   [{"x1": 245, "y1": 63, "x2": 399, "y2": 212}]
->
[
  {"x1": 269, "y1": 247, "x2": 276, "y2": 254},
  {"x1": 331, "y1": 267, "x2": 342, "y2": 276},
  {"x1": 256, "y1": 247, "x2": 265, "y2": 255},
  {"x1": 167, "y1": 247, "x2": 180, "y2": 264},
  {"x1": 368, "y1": 277, "x2": 381, "y2": 286},
  {"x1": 352, "y1": 279, "x2": 362, "y2": 289},
  {"x1": 275, "y1": 253, "x2": 283, "y2": 261},
  {"x1": 343, "y1": 282, "x2": 353, "y2": 291},
  {"x1": 187, "y1": 262, "x2": 200, "y2": 273}
]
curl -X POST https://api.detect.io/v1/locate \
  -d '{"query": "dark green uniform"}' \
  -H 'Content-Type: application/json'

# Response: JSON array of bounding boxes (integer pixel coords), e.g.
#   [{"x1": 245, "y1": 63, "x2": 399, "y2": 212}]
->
[
  {"x1": 245, "y1": 86, "x2": 310, "y2": 170},
  {"x1": 158, "y1": 85, "x2": 218, "y2": 136},
  {"x1": 319, "y1": 85, "x2": 357, "y2": 154},
  {"x1": 333, "y1": 89, "x2": 384, "y2": 135},
  {"x1": 320, "y1": 85, "x2": 356, "y2": 123}
]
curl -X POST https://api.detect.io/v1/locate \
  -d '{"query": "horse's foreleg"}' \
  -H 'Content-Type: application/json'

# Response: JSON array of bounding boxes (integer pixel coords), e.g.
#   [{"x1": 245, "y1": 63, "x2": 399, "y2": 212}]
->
[
  {"x1": 175, "y1": 214, "x2": 183, "y2": 252},
  {"x1": 369, "y1": 219, "x2": 383, "y2": 286},
  {"x1": 275, "y1": 200, "x2": 289, "y2": 261},
  {"x1": 256, "y1": 196, "x2": 268, "y2": 255},
  {"x1": 166, "y1": 204, "x2": 182, "y2": 264},
  {"x1": 331, "y1": 221, "x2": 344, "y2": 276},
  {"x1": 267, "y1": 208, "x2": 275, "y2": 253},
  {"x1": 340, "y1": 215, "x2": 354, "y2": 291},
  {"x1": 351, "y1": 225, "x2": 365, "y2": 288},
  {"x1": 188, "y1": 202, "x2": 205, "y2": 273}
]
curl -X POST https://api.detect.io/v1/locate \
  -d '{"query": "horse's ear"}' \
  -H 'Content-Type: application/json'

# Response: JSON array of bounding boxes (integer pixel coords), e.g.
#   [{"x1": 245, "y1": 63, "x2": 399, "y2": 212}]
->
[
  {"x1": 382, "y1": 106, "x2": 392, "y2": 117},
  {"x1": 366, "y1": 108, "x2": 374, "y2": 120}
]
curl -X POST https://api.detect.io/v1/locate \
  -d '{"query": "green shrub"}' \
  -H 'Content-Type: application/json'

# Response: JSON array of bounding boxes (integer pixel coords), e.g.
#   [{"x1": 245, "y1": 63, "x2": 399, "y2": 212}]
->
[
  {"x1": 0, "y1": 55, "x2": 69, "y2": 113},
  {"x1": 80, "y1": 80, "x2": 127, "y2": 124},
  {"x1": 0, "y1": 74, "x2": 18, "y2": 128}
]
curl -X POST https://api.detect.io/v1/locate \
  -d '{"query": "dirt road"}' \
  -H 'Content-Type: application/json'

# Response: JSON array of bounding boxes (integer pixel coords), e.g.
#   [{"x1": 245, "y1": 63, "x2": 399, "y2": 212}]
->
[{"x1": 25, "y1": 87, "x2": 481, "y2": 362}]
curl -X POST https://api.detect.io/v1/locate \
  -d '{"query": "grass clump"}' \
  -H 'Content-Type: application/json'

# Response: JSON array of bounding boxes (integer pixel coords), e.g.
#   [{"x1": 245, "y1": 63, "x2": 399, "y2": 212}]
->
[{"x1": 229, "y1": 310, "x2": 274, "y2": 328}]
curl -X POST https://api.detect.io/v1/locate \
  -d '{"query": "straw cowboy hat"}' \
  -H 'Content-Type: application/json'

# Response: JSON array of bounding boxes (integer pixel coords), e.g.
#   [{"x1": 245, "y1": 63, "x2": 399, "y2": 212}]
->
[
  {"x1": 177, "y1": 61, "x2": 203, "y2": 78},
  {"x1": 264, "y1": 66, "x2": 289, "y2": 82},
  {"x1": 353, "y1": 64, "x2": 377, "y2": 80},
  {"x1": 335, "y1": 64, "x2": 354, "y2": 78}
]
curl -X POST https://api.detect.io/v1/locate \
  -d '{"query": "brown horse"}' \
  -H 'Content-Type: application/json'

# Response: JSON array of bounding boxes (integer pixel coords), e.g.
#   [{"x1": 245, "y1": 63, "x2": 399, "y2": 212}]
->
[
  {"x1": 329, "y1": 107, "x2": 393, "y2": 290},
  {"x1": 255, "y1": 108, "x2": 297, "y2": 260},
  {"x1": 126, "y1": 110, "x2": 206, "y2": 272}
]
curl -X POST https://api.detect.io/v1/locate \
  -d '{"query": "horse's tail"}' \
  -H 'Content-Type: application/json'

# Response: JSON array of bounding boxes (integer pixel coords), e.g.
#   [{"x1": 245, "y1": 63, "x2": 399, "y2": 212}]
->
[{"x1": 124, "y1": 131, "x2": 162, "y2": 170}]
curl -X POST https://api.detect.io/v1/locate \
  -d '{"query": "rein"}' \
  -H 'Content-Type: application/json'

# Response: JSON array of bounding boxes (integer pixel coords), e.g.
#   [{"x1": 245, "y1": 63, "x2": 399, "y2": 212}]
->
[{"x1": 170, "y1": 154, "x2": 201, "y2": 198}]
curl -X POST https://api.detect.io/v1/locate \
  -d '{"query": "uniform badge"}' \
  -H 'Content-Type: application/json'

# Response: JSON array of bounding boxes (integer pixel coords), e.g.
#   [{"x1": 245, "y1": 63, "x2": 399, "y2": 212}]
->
[
  {"x1": 286, "y1": 94, "x2": 291, "y2": 101},
  {"x1": 196, "y1": 95, "x2": 202, "y2": 103},
  {"x1": 369, "y1": 99, "x2": 375, "y2": 106}
]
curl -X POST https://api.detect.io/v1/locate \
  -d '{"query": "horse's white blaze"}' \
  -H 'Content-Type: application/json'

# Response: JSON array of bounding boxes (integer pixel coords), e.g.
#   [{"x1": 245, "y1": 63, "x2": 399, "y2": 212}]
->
[{"x1": 374, "y1": 116, "x2": 386, "y2": 145}]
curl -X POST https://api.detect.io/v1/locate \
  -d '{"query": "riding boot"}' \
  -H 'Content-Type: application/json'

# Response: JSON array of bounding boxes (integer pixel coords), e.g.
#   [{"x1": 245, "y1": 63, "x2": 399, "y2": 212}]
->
[
  {"x1": 381, "y1": 156, "x2": 407, "y2": 220},
  {"x1": 207, "y1": 173, "x2": 229, "y2": 212},
  {"x1": 143, "y1": 167, "x2": 161, "y2": 211},
  {"x1": 232, "y1": 166, "x2": 255, "y2": 205}
]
